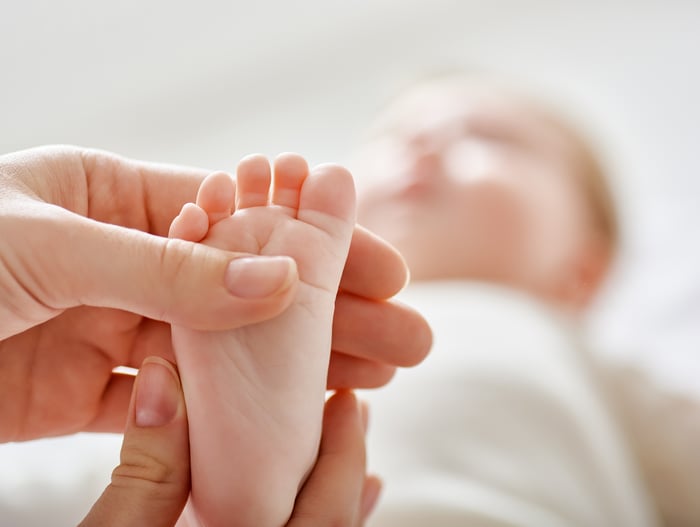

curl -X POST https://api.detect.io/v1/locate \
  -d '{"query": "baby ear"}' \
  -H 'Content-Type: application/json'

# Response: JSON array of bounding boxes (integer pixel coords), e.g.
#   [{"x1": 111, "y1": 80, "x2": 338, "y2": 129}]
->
[{"x1": 560, "y1": 239, "x2": 613, "y2": 310}]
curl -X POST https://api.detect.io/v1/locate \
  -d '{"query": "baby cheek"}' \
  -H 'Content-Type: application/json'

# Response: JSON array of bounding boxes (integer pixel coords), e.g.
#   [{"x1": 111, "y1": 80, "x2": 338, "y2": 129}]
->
[{"x1": 461, "y1": 181, "x2": 529, "y2": 248}]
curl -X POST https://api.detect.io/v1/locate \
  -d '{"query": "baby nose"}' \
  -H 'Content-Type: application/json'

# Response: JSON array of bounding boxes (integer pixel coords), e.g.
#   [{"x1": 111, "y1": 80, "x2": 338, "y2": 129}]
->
[{"x1": 405, "y1": 148, "x2": 445, "y2": 183}]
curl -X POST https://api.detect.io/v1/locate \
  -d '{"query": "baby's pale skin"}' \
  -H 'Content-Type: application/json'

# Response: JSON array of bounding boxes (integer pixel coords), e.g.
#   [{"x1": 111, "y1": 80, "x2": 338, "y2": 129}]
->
[
  {"x1": 356, "y1": 80, "x2": 610, "y2": 309},
  {"x1": 169, "y1": 154, "x2": 356, "y2": 527}
]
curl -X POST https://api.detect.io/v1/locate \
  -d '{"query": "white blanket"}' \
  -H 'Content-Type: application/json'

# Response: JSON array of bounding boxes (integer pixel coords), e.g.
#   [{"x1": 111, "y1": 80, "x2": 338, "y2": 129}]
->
[{"x1": 362, "y1": 281, "x2": 660, "y2": 527}]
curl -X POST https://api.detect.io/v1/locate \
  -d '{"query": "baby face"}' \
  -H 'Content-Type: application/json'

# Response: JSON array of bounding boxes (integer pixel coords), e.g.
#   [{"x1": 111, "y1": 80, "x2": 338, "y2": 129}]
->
[{"x1": 355, "y1": 82, "x2": 596, "y2": 294}]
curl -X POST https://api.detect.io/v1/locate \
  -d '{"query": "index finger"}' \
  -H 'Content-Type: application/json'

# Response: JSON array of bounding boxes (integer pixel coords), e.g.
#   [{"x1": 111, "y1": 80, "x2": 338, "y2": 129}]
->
[
  {"x1": 340, "y1": 225, "x2": 409, "y2": 300},
  {"x1": 287, "y1": 391, "x2": 366, "y2": 526}
]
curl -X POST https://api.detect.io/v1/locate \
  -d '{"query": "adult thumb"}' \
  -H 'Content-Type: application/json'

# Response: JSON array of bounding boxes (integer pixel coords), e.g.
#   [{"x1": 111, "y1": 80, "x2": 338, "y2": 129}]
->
[
  {"x1": 35, "y1": 209, "x2": 299, "y2": 331},
  {"x1": 80, "y1": 357, "x2": 190, "y2": 527}
]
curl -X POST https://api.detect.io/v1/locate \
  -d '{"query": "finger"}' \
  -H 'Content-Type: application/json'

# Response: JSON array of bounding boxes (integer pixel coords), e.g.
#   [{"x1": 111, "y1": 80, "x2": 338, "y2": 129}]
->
[
  {"x1": 86, "y1": 305, "x2": 411, "y2": 434},
  {"x1": 356, "y1": 401, "x2": 382, "y2": 522},
  {"x1": 340, "y1": 225, "x2": 409, "y2": 300},
  {"x1": 84, "y1": 317, "x2": 178, "y2": 433},
  {"x1": 126, "y1": 318, "x2": 177, "y2": 367},
  {"x1": 360, "y1": 476, "x2": 383, "y2": 522},
  {"x1": 80, "y1": 147, "x2": 209, "y2": 237},
  {"x1": 87, "y1": 330, "x2": 404, "y2": 435},
  {"x1": 85, "y1": 317, "x2": 184, "y2": 433},
  {"x1": 327, "y1": 352, "x2": 396, "y2": 390},
  {"x1": 25, "y1": 207, "x2": 299, "y2": 331},
  {"x1": 96, "y1": 153, "x2": 409, "y2": 300},
  {"x1": 83, "y1": 373, "x2": 135, "y2": 433},
  {"x1": 80, "y1": 357, "x2": 190, "y2": 527},
  {"x1": 333, "y1": 292, "x2": 433, "y2": 367},
  {"x1": 288, "y1": 390, "x2": 366, "y2": 527},
  {"x1": 90, "y1": 147, "x2": 409, "y2": 301}
]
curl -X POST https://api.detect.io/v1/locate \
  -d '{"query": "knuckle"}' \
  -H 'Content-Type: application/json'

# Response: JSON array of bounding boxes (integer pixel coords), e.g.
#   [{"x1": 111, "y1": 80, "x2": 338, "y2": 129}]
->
[
  {"x1": 152, "y1": 238, "x2": 196, "y2": 319},
  {"x1": 111, "y1": 446, "x2": 175, "y2": 488},
  {"x1": 0, "y1": 211, "x2": 67, "y2": 326},
  {"x1": 157, "y1": 238, "x2": 193, "y2": 281}
]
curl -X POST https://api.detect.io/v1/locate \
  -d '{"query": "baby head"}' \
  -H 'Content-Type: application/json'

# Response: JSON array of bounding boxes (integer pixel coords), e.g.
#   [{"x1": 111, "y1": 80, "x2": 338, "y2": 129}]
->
[{"x1": 354, "y1": 76, "x2": 617, "y2": 310}]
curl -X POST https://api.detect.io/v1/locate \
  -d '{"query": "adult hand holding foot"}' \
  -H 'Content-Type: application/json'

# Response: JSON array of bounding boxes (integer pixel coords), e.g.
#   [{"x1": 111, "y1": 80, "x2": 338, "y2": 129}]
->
[
  {"x1": 0, "y1": 145, "x2": 432, "y2": 442},
  {"x1": 80, "y1": 358, "x2": 379, "y2": 527}
]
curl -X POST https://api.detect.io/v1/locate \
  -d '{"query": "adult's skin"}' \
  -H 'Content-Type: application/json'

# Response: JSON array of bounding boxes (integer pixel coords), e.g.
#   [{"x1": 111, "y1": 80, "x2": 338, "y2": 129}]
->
[
  {"x1": 0, "y1": 145, "x2": 432, "y2": 442},
  {"x1": 80, "y1": 357, "x2": 378, "y2": 527}
]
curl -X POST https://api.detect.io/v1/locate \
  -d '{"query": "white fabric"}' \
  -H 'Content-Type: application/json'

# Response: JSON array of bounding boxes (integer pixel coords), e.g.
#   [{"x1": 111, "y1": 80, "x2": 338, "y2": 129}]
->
[
  {"x1": 362, "y1": 281, "x2": 659, "y2": 527},
  {"x1": 0, "y1": 434, "x2": 119, "y2": 525},
  {"x1": 598, "y1": 363, "x2": 700, "y2": 527}
]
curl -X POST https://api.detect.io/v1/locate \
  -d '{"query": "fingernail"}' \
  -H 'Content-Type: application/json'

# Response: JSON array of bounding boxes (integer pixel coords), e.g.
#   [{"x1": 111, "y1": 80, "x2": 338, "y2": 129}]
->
[
  {"x1": 225, "y1": 256, "x2": 296, "y2": 298},
  {"x1": 135, "y1": 359, "x2": 180, "y2": 428},
  {"x1": 361, "y1": 476, "x2": 382, "y2": 520}
]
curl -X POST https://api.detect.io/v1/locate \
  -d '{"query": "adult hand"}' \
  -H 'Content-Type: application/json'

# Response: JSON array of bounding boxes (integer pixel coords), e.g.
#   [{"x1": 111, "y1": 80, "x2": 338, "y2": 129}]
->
[
  {"x1": 0, "y1": 145, "x2": 431, "y2": 442},
  {"x1": 81, "y1": 358, "x2": 379, "y2": 527}
]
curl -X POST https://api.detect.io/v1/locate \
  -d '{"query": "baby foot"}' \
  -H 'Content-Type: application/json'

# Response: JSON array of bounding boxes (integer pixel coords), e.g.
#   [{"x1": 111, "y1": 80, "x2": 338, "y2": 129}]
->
[{"x1": 169, "y1": 153, "x2": 356, "y2": 527}]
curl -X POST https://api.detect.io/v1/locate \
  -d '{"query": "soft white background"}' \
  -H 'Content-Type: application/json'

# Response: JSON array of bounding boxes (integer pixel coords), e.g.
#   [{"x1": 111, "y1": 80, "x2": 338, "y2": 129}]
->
[{"x1": 1, "y1": 0, "x2": 698, "y2": 523}]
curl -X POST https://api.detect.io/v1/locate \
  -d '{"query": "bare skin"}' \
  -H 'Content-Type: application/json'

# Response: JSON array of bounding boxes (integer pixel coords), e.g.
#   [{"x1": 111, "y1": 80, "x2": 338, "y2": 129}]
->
[
  {"x1": 0, "y1": 146, "x2": 432, "y2": 444},
  {"x1": 169, "y1": 153, "x2": 357, "y2": 526},
  {"x1": 355, "y1": 80, "x2": 611, "y2": 308},
  {"x1": 80, "y1": 357, "x2": 380, "y2": 527}
]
